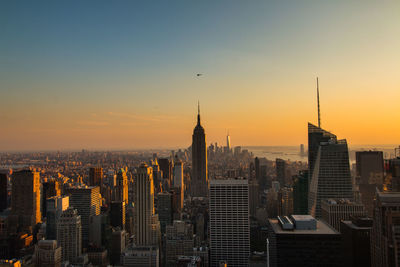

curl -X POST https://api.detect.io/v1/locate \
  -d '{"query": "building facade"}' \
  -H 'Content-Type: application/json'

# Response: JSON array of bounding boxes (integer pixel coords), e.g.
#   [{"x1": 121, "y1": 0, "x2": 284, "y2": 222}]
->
[
  {"x1": 356, "y1": 151, "x2": 384, "y2": 216},
  {"x1": 57, "y1": 208, "x2": 82, "y2": 263},
  {"x1": 11, "y1": 169, "x2": 41, "y2": 230},
  {"x1": 191, "y1": 107, "x2": 208, "y2": 198},
  {"x1": 46, "y1": 195, "x2": 69, "y2": 240},
  {"x1": 34, "y1": 240, "x2": 62, "y2": 267},
  {"x1": 209, "y1": 179, "x2": 250, "y2": 267},
  {"x1": 371, "y1": 191, "x2": 400, "y2": 267},
  {"x1": 321, "y1": 198, "x2": 366, "y2": 232},
  {"x1": 115, "y1": 169, "x2": 129, "y2": 205},
  {"x1": 89, "y1": 167, "x2": 103, "y2": 187},
  {"x1": 66, "y1": 186, "x2": 101, "y2": 247},
  {"x1": 341, "y1": 217, "x2": 372, "y2": 267},
  {"x1": 134, "y1": 163, "x2": 158, "y2": 246},
  {"x1": 293, "y1": 170, "x2": 308, "y2": 214},
  {"x1": 308, "y1": 139, "x2": 353, "y2": 218}
]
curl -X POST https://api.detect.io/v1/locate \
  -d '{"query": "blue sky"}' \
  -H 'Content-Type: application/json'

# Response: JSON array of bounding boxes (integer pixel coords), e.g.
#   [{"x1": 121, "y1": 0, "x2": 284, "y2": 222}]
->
[{"x1": 1, "y1": 1, "x2": 399, "y2": 150}]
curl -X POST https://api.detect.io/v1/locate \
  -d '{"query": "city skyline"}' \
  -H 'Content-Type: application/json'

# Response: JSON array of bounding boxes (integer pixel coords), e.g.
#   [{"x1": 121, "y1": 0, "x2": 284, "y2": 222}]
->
[{"x1": 1, "y1": 1, "x2": 399, "y2": 151}]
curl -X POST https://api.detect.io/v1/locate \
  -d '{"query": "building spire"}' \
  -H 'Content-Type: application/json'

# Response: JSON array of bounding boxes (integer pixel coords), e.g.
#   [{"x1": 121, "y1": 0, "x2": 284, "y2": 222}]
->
[
  {"x1": 197, "y1": 101, "x2": 201, "y2": 125},
  {"x1": 317, "y1": 77, "x2": 321, "y2": 128}
]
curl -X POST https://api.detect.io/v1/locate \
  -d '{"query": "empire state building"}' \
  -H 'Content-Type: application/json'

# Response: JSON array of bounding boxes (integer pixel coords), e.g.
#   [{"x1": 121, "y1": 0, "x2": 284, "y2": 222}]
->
[{"x1": 191, "y1": 104, "x2": 208, "y2": 197}]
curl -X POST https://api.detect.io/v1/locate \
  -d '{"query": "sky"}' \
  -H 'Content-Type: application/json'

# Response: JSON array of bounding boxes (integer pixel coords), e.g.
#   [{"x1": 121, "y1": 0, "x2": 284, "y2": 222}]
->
[{"x1": 1, "y1": 0, "x2": 399, "y2": 151}]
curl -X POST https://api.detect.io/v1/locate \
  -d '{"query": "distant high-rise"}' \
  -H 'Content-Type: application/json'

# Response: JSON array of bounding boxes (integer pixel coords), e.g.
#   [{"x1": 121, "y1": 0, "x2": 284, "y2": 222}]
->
[
  {"x1": 255, "y1": 157, "x2": 260, "y2": 181},
  {"x1": 89, "y1": 167, "x2": 103, "y2": 187},
  {"x1": 57, "y1": 207, "x2": 82, "y2": 263},
  {"x1": 0, "y1": 172, "x2": 7, "y2": 212},
  {"x1": 173, "y1": 159, "x2": 184, "y2": 212},
  {"x1": 226, "y1": 132, "x2": 231, "y2": 151},
  {"x1": 11, "y1": 169, "x2": 41, "y2": 229},
  {"x1": 116, "y1": 169, "x2": 129, "y2": 205},
  {"x1": 249, "y1": 179, "x2": 259, "y2": 217},
  {"x1": 46, "y1": 195, "x2": 69, "y2": 240},
  {"x1": 300, "y1": 144, "x2": 305, "y2": 157},
  {"x1": 209, "y1": 179, "x2": 250, "y2": 267},
  {"x1": 293, "y1": 170, "x2": 308, "y2": 214},
  {"x1": 191, "y1": 104, "x2": 208, "y2": 197},
  {"x1": 157, "y1": 192, "x2": 173, "y2": 233},
  {"x1": 308, "y1": 139, "x2": 353, "y2": 218},
  {"x1": 42, "y1": 179, "x2": 61, "y2": 219},
  {"x1": 66, "y1": 186, "x2": 101, "y2": 247},
  {"x1": 110, "y1": 201, "x2": 126, "y2": 230},
  {"x1": 389, "y1": 157, "x2": 400, "y2": 191},
  {"x1": 356, "y1": 151, "x2": 384, "y2": 216},
  {"x1": 275, "y1": 158, "x2": 286, "y2": 186},
  {"x1": 278, "y1": 187, "x2": 293, "y2": 216},
  {"x1": 134, "y1": 163, "x2": 156, "y2": 246},
  {"x1": 371, "y1": 191, "x2": 400, "y2": 267},
  {"x1": 159, "y1": 158, "x2": 173, "y2": 187},
  {"x1": 173, "y1": 160, "x2": 184, "y2": 188}
]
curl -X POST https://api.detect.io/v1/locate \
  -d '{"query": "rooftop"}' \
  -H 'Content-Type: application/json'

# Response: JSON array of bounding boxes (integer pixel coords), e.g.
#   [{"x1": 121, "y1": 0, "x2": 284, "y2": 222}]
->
[{"x1": 269, "y1": 218, "x2": 339, "y2": 235}]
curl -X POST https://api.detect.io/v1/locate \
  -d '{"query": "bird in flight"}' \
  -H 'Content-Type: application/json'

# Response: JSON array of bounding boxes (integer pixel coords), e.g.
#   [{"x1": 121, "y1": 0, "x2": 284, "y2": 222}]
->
[{"x1": 196, "y1": 73, "x2": 202, "y2": 77}]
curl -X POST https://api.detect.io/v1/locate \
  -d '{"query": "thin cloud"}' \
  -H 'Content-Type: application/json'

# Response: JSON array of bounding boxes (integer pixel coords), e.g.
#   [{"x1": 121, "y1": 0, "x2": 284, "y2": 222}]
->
[
  {"x1": 77, "y1": 120, "x2": 110, "y2": 126},
  {"x1": 107, "y1": 111, "x2": 177, "y2": 122}
]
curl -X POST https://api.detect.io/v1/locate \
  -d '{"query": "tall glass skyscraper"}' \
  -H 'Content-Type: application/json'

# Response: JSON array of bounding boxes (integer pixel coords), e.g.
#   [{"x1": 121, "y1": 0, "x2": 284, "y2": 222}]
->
[
  {"x1": 308, "y1": 123, "x2": 337, "y2": 183},
  {"x1": 308, "y1": 139, "x2": 353, "y2": 218}
]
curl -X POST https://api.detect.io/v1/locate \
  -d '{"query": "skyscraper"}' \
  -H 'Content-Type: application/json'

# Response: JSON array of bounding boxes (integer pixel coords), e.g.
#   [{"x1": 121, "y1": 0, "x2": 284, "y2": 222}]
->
[
  {"x1": 110, "y1": 201, "x2": 126, "y2": 230},
  {"x1": 57, "y1": 207, "x2": 82, "y2": 263},
  {"x1": 157, "y1": 192, "x2": 173, "y2": 233},
  {"x1": 275, "y1": 158, "x2": 286, "y2": 186},
  {"x1": 0, "y1": 172, "x2": 7, "y2": 212},
  {"x1": 115, "y1": 168, "x2": 129, "y2": 205},
  {"x1": 159, "y1": 158, "x2": 173, "y2": 188},
  {"x1": 209, "y1": 178, "x2": 250, "y2": 267},
  {"x1": 293, "y1": 170, "x2": 308, "y2": 215},
  {"x1": 42, "y1": 179, "x2": 61, "y2": 219},
  {"x1": 371, "y1": 191, "x2": 400, "y2": 267},
  {"x1": 226, "y1": 132, "x2": 231, "y2": 152},
  {"x1": 46, "y1": 195, "x2": 70, "y2": 240},
  {"x1": 11, "y1": 169, "x2": 41, "y2": 229},
  {"x1": 66, "y1": 186, "x2": 101, "y2": 247},
  {"x1": 191, "y1": 104, "x2": 208, "y2": 197},
  {"x1": 308, "y1": 139, "x2": 353, "y2": 218},
  {"x1": 173, "y1": 160, "x2": 184, "y2": 212},
  {"x1": 248, "y1": 179, "x2": 259, "y2": 217},
  {"x1": 307, "y1": 123, "x2": 337, "y2": 184},
  {"x1": 134, "y1": 163, "x2": 155, "y2": 246},
  {"x1": 356, "y1": 151, "x2": 384, "y2": 216},
  {"x1": 173, "y1": 160, "x2": 184, "y2": 188},
  {"x1": 89, "y1": 167, "x2": 103, "y2": 187}
]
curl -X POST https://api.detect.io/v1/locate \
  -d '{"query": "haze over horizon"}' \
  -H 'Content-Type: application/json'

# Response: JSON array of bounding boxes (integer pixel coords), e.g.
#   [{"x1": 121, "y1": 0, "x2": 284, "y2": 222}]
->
[{"x1": 1, "y1": 0, "x2": 399, "y2": 151}]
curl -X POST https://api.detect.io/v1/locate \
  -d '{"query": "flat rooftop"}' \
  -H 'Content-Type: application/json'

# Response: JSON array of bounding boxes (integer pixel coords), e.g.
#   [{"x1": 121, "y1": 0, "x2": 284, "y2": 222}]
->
[{"x1": 269, "y1": 219, "x2": 339, "y2": 235}]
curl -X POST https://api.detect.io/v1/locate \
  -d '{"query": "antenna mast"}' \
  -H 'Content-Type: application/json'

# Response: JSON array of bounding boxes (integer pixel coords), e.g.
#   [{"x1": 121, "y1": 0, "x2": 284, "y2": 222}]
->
[{"x1": 317, "y1": 77, "x2": 321, "y2": 128}]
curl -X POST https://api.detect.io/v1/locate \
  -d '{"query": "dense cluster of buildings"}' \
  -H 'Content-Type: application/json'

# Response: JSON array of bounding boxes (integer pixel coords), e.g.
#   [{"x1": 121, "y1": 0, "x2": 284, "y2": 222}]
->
[{"x1": 0, "y1": 104, "x2": 399, "y2": 267}]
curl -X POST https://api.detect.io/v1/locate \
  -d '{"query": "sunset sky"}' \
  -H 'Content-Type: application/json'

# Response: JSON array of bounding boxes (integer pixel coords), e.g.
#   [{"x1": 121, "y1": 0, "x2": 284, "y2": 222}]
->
[{"x1": 1, "y1": 1, "x2": 399, "y2": 151}]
